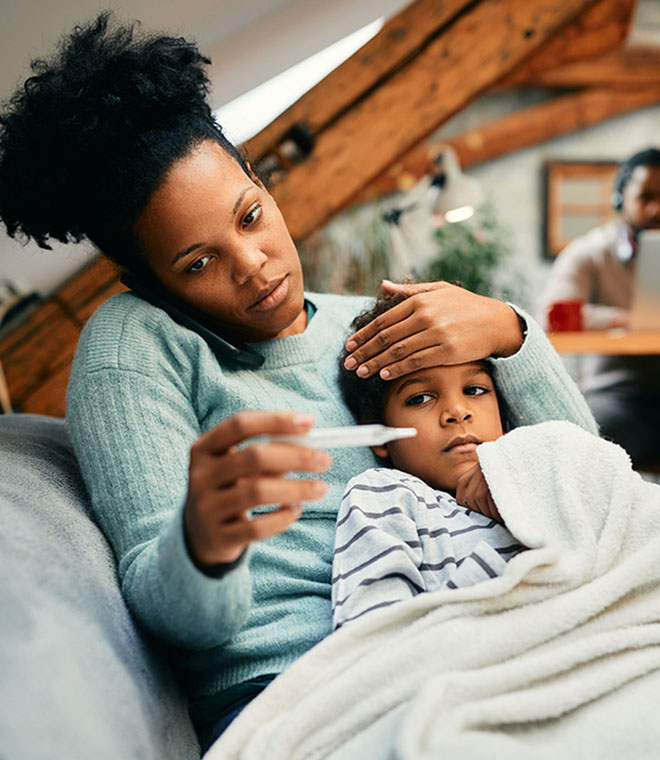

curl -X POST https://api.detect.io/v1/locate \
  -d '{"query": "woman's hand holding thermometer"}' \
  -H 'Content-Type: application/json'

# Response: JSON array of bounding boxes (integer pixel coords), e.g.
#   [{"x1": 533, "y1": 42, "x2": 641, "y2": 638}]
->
[{"x1": 184, "y1": 418, "x2": 416, "y2": 573}]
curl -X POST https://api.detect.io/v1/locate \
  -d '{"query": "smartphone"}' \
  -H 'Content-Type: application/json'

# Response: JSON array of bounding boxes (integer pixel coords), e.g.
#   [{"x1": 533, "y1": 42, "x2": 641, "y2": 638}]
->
[{"x1": 120, "y1": 272, "x2": 264, "y2": 368}]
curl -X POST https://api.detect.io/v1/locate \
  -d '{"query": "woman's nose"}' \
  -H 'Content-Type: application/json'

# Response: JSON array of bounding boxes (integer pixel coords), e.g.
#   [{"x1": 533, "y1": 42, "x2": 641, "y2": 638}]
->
[{"x1": 231, "y1": 247, "x2": 267, "y2": 285}]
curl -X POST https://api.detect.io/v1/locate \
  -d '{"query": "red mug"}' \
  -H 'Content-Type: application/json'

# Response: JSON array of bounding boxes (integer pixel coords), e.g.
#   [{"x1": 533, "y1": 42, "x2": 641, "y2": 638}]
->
[{"x1": 548, "y1": 300, "x2": 583, "y2": 332}]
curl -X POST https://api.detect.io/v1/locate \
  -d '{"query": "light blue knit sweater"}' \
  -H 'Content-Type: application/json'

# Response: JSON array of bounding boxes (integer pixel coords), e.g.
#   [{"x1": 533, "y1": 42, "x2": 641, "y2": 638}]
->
[{"x1": 66, "y1": 290, "x2": 597, "y2": 705}]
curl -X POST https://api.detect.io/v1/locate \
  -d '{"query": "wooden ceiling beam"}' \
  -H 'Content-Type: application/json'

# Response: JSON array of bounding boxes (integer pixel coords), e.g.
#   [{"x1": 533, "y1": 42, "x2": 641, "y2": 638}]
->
[
  {"x1": 241, "y1": 0, "x2": 474, "y2": 163},
  {"x1": 512, "y1": 47, "x2": 660, "y2": 88},
  {"x1": 355, "y1": 86, "x2": 660, "y2": 204},
  {"x1": 497, "y1": 0, "x2": 637, "y2": 89},
  {"x1": 268, "y1": 0, "x2": 598, "y2": 241}
]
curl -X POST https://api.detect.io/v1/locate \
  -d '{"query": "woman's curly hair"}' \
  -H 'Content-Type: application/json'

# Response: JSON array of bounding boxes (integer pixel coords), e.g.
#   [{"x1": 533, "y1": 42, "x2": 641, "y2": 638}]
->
[{"x1": 0, "y1": 11, "x2": 250, "y2": 270}]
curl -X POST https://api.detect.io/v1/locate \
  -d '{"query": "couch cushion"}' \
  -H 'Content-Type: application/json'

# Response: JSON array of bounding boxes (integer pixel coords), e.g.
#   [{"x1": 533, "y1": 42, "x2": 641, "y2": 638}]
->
[{"x1": 0, "y1": 414, "x2": 200, "y2": 759}]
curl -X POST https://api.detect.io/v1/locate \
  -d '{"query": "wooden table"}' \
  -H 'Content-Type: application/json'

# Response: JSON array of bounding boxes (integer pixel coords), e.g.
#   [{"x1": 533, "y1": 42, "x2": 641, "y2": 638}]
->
[
  {"x1": 548, "y1": 330, "x2": 660, "y2": 355},
  {"x1": 548, "y1": 331, "x2": 660, "y2": 474}
]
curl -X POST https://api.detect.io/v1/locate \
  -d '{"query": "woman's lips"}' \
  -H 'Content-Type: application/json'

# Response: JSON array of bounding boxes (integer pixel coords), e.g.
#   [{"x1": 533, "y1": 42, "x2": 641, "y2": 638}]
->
[{"x1": 248, "y1": 275, "x2": 289, "y2": 312}]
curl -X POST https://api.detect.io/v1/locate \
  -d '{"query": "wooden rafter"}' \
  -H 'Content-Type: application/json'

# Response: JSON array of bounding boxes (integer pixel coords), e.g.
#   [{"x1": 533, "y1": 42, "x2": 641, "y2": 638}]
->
[
  {"x1": 515, "y1": 47, "x2": 660, "y2": 88},
  {"x1": 497, "y1": 0, "x2": 637, "y2": 89},
  {"x1": 261, "y1": 0, "x2": 597, "y2": 240},
  {"x1": 242, "y1": 0, "x2": 473, "y2": 164},
  {"x1": 355, "y1": 85, "x2": 660, "y2": 204}
]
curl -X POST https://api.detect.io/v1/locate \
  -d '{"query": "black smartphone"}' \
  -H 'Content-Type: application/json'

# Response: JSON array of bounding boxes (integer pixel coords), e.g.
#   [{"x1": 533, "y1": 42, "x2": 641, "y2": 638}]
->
[{"x1": 120, "y1": 272, "x2": 264, "y2": 368}]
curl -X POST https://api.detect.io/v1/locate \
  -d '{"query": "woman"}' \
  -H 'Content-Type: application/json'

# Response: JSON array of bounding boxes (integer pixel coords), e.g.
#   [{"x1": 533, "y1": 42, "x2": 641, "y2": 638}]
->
[{"x1": 0, "y1": 13, "x2": 597, "y2": 752}]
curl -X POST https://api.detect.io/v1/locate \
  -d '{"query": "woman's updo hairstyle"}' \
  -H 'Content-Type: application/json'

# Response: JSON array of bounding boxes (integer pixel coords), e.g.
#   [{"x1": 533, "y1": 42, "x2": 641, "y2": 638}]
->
[{"x1": 0, "y1": 11, "x2": 251, "y2": 272}]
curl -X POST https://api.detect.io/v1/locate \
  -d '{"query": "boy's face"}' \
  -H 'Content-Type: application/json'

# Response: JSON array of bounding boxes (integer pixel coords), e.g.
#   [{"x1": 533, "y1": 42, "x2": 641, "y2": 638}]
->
[{"x1": 372, "y1": 362, "x2": 503, "y2": 494}]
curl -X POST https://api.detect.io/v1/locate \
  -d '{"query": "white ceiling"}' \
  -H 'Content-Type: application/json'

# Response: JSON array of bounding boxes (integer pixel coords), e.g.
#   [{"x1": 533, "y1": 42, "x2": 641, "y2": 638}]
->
[{"x1": 0, "y1": 0, "x2": 408, "y2": 108}]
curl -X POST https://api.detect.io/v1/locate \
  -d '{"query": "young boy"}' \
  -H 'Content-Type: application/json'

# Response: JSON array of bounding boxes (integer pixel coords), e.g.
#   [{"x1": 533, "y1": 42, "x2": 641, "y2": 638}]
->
[{"x1": 332, "y1": 292, "x2": 525, "y2": 630}]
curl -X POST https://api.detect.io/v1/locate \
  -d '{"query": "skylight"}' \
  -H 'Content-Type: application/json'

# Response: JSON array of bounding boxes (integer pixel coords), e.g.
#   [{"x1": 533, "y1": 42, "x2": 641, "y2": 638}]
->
[{"x1": 215, "y1": 18, "x2": 384, "y2": 145}]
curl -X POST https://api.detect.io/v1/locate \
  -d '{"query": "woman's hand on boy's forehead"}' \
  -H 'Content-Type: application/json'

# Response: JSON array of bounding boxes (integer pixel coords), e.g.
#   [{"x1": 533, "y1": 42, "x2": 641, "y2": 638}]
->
[{"x1": 343, "y1": 280, "x2": 524, "y2": 381}]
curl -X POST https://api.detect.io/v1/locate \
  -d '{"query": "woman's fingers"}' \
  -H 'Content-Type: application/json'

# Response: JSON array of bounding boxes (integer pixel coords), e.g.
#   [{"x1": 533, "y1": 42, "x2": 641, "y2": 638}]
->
[
  {"x1": 198, "y1": 442, "x2": 332, "y2": 490},
  {"x1": 186, "y1": 471, "x2": 328, "y2": 566},
  {"x1": 192, "y1": 503, "x2": 305, "y2": 566},
  {"x1": 343, "y1": 288, "x2": 471, "y2": 376},
  {"x1": 195, "y1": 410, "x2": 315, "y2": 456},
  {"x1": 344, "y1": 281, "x2": 524, "y2": 377},
  {"x1": 184, "y1": 410, "x2": 332, "y2": 568},
  {"x1": 347, "y1": 340, "x2": 457, "y2": 381},
  {"x1": 345, "y1": 281, "x2": 453, "y2": 354},
  {"x1": 344, "y1": 294, "x2": 421, "y2": 354},
  {"x1": 201, "y1": 476, "x2": 328, "y2": 520},
  {"x1": 222, "y1": 504, "x2": 304, "y2": 544},
  {"x1": 380, "y1": 279, "x2": 448, "y2": 297},
  {"x1": 344, "y1": 315, "x2": 426, "y2": 376}
]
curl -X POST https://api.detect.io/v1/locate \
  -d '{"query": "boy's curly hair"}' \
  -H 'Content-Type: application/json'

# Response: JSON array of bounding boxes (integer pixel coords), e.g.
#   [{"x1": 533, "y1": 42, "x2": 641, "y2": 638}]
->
[
  {"x1": 338, "y1": 291, "x2": 409, "y2": 425},
  {"x1": 0, "y1": 12, "x2": 251, "y2": 272}
]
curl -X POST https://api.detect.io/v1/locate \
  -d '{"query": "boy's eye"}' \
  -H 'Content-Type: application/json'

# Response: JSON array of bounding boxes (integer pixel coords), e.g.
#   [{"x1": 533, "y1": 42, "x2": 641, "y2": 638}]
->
[
  {"x1": 242, "y1": 204, "x2": 262, "y2": 228},
  {"x1": 405, "y1": 392, "x2": 433, "y2": 406},
  {"x1": 187, "y1": 254, "x2": 212, "y2": 273},
  {"x1": 464, "y1": 385, "x2": 489, "y2": 396}
]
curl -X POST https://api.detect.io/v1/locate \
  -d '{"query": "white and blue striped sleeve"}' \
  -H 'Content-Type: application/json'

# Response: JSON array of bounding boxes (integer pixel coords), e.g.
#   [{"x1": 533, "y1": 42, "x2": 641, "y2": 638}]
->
[
  {"x1": 331, "y1": 469, "x2": 426, "y2": 630},
  {"x1": 449, "y1": 540, "x2": 509, "y2": 588}
]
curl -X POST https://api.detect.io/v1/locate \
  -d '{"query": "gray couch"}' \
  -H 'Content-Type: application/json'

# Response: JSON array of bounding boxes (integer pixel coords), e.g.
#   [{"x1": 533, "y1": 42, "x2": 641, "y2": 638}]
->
[{"x1": 0, "y1": 413, "x2": 200, "y2": 759}]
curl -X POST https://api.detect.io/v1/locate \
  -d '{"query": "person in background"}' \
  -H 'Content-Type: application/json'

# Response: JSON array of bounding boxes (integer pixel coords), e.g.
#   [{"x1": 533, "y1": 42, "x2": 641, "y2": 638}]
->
[{"x1": 540, "y1": 148, "x2": 660, "y2": 468}]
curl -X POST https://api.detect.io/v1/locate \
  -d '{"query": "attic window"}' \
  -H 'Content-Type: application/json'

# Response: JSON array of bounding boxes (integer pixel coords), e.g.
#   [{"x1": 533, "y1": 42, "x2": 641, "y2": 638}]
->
[{"x1": 215, "y1": 18, "x2": 383, "y2": 146}]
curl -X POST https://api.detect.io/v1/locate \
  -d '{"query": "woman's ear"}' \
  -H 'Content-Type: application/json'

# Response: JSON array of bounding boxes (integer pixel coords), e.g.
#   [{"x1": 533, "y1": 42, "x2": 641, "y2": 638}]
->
[{"x1": 371, "y1": 443, "x2": 389, "y2": 459}]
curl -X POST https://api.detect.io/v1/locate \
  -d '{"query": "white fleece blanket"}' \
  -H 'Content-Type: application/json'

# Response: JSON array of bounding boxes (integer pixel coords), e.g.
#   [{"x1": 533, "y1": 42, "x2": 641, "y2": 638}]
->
[{"x1": 208, "y1": 421, "x2": 660, "y2": 760}]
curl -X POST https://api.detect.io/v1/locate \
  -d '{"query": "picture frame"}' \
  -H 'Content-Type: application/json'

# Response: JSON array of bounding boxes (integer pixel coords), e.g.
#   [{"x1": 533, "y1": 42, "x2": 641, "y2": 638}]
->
[{"x1": 544, "y1": 160, "x2": 618, "y2": 259}]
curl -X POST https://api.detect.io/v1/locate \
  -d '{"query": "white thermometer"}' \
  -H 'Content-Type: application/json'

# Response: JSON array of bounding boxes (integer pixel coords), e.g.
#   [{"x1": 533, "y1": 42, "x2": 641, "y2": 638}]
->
[{"x1": 270, "y1": 424, "x2": 417, "y2": 449}]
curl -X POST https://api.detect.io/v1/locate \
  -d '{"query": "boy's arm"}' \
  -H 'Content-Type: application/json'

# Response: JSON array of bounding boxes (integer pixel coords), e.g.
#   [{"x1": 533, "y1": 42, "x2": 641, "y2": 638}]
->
[{"x1": 331, "y1": 472, "x2": 424, "y2": 630}]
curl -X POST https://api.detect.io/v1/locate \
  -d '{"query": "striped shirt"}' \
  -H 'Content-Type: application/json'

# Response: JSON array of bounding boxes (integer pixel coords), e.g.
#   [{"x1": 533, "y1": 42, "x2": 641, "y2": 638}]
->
[{"x1": 332, "y1": 467, "x2": 524, "y2": 630}]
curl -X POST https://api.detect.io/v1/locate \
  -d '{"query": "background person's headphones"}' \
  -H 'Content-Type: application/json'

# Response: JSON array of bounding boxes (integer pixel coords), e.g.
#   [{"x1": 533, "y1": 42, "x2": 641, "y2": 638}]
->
[
  {"x1": 610, "y1": 148, "x2": 660, "y2": 213},
  {"x1": 611, "y1": 165, "x2": 626, "y2": 212}
]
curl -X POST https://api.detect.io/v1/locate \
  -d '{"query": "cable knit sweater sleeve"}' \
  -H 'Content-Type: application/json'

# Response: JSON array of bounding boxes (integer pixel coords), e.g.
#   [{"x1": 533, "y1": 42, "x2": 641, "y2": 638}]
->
[
  {"x1": 492, "y1": 307, "x2": 598, "y2": 435},
  {"x1": 66, "y1": 295, "x2": 252, "y2": 650}
]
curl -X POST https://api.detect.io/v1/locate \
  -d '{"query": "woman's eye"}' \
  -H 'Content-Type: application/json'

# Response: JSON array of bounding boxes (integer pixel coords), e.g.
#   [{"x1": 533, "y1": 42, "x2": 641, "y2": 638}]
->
[
  {"x1": 187, "y1": 255, "x2": 211, "y2": 273},
  {"x1": 406, "y1": 392, "x2": 433, "y2": 406},
  {"x1": 465, "y1": 385, "x2": 489, "y2": 396},
  {"x1": 242, "y1": 204, "x2": 262, "y2": 228}
]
